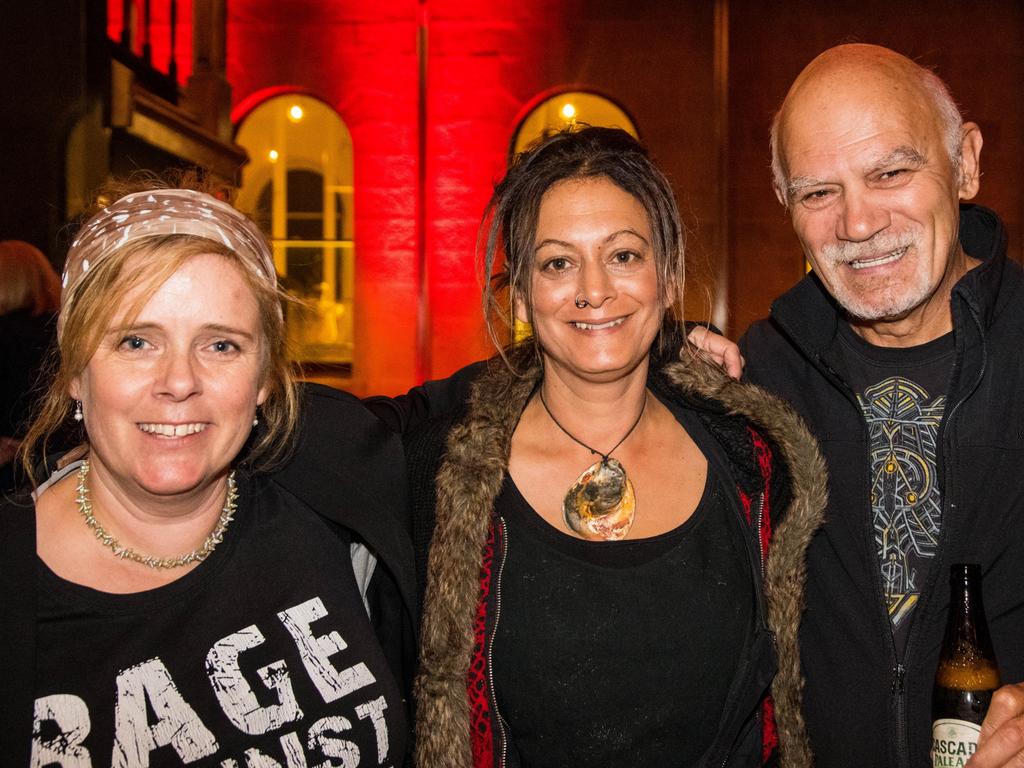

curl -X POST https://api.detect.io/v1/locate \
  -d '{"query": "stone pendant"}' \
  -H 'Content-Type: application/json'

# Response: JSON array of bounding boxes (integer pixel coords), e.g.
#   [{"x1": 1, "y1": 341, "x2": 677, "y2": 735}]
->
[{"x1": 562, "y1": 457, "x2": 636, "y2": 541}]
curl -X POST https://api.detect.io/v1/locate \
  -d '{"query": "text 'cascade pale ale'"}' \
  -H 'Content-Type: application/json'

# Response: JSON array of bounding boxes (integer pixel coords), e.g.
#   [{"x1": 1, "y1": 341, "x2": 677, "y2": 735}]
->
[{"x1": 931, "y1": 563, "x2": 1000, "y2": 767}]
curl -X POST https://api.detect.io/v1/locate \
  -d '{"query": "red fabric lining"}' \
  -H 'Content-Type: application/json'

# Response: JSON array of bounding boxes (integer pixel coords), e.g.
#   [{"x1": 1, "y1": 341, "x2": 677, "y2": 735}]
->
[
  {"x1": 468, "y1": 523, "x2": 498, "y2": 766},
  {"x1": 747, "y1": 427, "x2": 779, "y2": 763}
]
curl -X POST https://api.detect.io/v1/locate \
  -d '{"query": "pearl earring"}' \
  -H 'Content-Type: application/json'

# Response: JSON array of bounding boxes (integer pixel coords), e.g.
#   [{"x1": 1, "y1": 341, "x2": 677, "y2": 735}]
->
[{"x1": 73, "y1": 401, "x2": 83, "y2": 422}]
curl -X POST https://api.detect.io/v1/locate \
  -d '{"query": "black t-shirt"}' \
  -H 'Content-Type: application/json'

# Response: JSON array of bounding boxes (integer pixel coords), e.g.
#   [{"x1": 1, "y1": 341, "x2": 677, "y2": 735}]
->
[
  {"x1": 32, "y1": 474, "x2": 407, "y2": 767},
  {"x1": 836, "y1": 323, "x2": 955, "y2": 658},
  {"x1": 492, "y1": 409, "x2": 754, "y2": 767}
]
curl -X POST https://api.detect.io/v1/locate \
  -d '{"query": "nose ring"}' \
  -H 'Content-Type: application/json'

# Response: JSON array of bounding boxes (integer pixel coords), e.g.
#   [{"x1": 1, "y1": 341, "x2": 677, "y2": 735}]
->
[{"x1": 574, "y1": 295, "x2": 590, "y2": 309}]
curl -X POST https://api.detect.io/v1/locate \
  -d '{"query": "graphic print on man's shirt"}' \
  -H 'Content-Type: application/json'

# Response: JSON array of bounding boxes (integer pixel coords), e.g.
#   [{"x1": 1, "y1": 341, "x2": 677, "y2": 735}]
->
[
  {"x1": 31, "y1": 595, "x2": 398, "y2": 768},
  {"x1": 857, "y1": 376, "x2": 945, "y2": 635}
]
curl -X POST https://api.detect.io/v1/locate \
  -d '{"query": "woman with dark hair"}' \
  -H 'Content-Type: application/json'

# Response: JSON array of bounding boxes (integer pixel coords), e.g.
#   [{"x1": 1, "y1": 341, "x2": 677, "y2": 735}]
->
[{"x1": 401, "y1": 127, "x2": 827, "y2": 767}]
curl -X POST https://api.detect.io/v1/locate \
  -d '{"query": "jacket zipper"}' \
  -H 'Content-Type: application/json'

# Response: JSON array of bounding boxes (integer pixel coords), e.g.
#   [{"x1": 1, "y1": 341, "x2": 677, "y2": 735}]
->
[
  {"x1": 896, "y1": 302, "x2": 985, "y2": 766},
  {"x1": 892, "y1": 663, "x2": 907, "y2": 724},
  {"x1": 892, "y1": 661, "x2": 910, "y2": 768},
  {"x1": 752, "y1": 491, "x2": 767, "y2": 768},
  {"x1": 755, "y1": 492, "x2": 767, "y2": 578},
  {"x1": 487, "y1": 517, "x2": 509, "y2": 768},
  {"x1": 717, "y1": 490, "x2": 770, "y2": 768},
  {"x1": 814, "y1": 352, "x2": 911, "y2": 765},
  {"x1": 736, "y1": 488, "x2": 769, "y2": 633}
]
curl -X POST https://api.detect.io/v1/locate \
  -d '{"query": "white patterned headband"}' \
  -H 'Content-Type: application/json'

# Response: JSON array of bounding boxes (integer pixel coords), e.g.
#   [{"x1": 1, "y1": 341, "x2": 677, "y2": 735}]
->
[{"x1": 60, "y1": 189, "x2": 277, "y2": 338}]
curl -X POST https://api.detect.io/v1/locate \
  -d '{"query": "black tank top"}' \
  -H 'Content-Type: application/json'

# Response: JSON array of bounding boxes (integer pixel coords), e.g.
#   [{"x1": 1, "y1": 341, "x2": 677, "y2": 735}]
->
[{"x1": 492, "y1": 416, "x2": 754, "y2": 766}]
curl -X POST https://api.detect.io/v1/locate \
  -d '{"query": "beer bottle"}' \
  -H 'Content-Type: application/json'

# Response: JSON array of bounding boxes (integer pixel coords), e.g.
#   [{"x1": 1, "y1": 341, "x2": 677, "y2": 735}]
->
[{"x1": 931, "y1": 563, "x2": 1001, "y2": 767}]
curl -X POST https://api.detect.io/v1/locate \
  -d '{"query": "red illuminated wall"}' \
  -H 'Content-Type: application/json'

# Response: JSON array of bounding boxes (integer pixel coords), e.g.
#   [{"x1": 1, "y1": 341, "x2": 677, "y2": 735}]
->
[
  {"x1": 228, "y1": 1, "x2": 569, "y2": 396},
  {"x1": 12, "y1": 3, "x2": 1021, "y2": 354},
  {"x1": 230, "y1": 1, "x2": 420, "y2": 397},
  {"x1": 226, "y1": 1, "x2": 1024, "y2": 394},
  {"x1": 422, "y1": 2, "x2": 573, "y2": 383}
]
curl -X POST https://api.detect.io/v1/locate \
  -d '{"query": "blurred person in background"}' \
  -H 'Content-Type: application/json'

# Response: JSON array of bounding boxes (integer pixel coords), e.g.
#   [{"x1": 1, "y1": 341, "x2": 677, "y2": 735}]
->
[{"x1": 0, "y1": 240, "x2": 60, "y2": 490}]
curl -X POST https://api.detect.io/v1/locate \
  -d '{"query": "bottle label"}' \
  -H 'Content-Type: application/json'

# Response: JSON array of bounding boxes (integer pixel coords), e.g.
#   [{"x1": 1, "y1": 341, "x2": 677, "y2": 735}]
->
[{"x1": 932, "y1": 719, "x2": 981, "y2": 767}]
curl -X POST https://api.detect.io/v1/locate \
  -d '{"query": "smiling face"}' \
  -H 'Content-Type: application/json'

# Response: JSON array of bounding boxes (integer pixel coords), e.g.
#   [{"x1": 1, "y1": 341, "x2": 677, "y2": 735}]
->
[
  {"x1": 516, "y1": 176, "x2": 666, "y2": 383},
  {"x1": 70, "y1": 253, "x2": 268, "y2": 502},
  {"x1": 776, "y1": 46, "x2": 982, "y2": 343}
]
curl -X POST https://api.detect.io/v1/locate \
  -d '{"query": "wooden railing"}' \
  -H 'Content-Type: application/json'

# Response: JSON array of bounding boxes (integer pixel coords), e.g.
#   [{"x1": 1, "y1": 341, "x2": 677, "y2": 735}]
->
[
  {"x1": 100, "y1": 0, "x2": 243, "y2": 182},
  {"x1": 107, "y1": 0, "x2": 181, "y2": 103}
]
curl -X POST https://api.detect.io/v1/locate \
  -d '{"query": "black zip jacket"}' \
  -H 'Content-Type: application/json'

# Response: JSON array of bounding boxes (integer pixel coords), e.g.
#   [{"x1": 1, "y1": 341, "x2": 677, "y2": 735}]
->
[{"x1": 739, "y1": 204, "x2": 1024, "y2": 767}]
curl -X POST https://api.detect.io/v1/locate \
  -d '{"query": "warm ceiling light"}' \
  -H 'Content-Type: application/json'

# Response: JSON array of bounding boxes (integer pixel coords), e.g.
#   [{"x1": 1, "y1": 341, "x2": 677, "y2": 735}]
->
[
  {"x1": 288, "y1": 105, "x2": 304, "y2": 122},
  {"x1": 560, "y1": 103, "x2": 577, "y2": 121},
  {"x1": 268, "y1": 149, "x2": 279, "y2": 162}
]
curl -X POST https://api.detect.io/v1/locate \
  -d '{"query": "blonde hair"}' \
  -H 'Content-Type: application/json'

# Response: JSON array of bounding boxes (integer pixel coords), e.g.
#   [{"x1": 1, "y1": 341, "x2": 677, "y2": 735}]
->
[
  {"x1": 21, "y1": 233, "x2": 299, "y2": 484},
  {"x1": 0, "y1": 240, "x2": 61, "y2": 316}
]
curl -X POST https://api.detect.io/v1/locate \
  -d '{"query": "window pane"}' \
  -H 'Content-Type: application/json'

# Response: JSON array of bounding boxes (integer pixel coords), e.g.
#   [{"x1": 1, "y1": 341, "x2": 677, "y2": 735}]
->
[{"x1": 236, "y1": 95, "x2": 355, "y2": 368}]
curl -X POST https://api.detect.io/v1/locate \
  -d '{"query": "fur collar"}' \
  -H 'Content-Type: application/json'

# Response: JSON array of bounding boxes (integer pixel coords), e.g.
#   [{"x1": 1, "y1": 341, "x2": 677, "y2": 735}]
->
[{"x1": 415, "y1": 346, "x2": 826, "y2": 767}]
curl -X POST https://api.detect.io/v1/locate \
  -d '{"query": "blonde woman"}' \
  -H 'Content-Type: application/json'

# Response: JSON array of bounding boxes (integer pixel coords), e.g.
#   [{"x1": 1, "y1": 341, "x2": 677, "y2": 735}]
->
[{"x1": 1, "y1": 189, "x2": 415, "y2": 765}]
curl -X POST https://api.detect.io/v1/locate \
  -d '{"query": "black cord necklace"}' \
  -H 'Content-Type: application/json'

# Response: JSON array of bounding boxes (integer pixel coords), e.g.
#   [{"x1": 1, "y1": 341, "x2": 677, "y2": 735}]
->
[
  {"x1": 539, "y1": 388, "x2": 647, "y2": 462},
  {"x1": 538, "y1": 387, "x2": 647, "y2": 540}
]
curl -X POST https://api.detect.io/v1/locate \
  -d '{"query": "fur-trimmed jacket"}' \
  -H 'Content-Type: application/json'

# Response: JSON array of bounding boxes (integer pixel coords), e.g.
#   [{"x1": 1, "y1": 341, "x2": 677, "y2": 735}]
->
[{"x1": 397, "y1": 346, "x2": 827, "y2": 768}]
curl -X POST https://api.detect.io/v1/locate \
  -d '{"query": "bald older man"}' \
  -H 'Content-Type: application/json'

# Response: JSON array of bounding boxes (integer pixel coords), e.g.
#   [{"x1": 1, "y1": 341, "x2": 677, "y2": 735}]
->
[{"x1": 740, "y1": 45, "x2": 1024, "y2": 767}]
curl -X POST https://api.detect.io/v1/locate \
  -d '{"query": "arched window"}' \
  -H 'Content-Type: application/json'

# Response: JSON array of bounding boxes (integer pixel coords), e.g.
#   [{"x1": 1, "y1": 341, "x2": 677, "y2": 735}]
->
[
  {"x1": 512, "y1": 91, "x2": 638, "y2": 156},
  {"x1": 235, "y1": 95, "x2": 354, "y2": 369}
]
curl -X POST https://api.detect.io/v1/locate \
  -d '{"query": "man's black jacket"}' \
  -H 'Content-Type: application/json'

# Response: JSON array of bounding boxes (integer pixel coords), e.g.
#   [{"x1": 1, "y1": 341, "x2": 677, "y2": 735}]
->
[{"x1": 740, "y1": 204, "x2": 1024, "y2": 767}]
